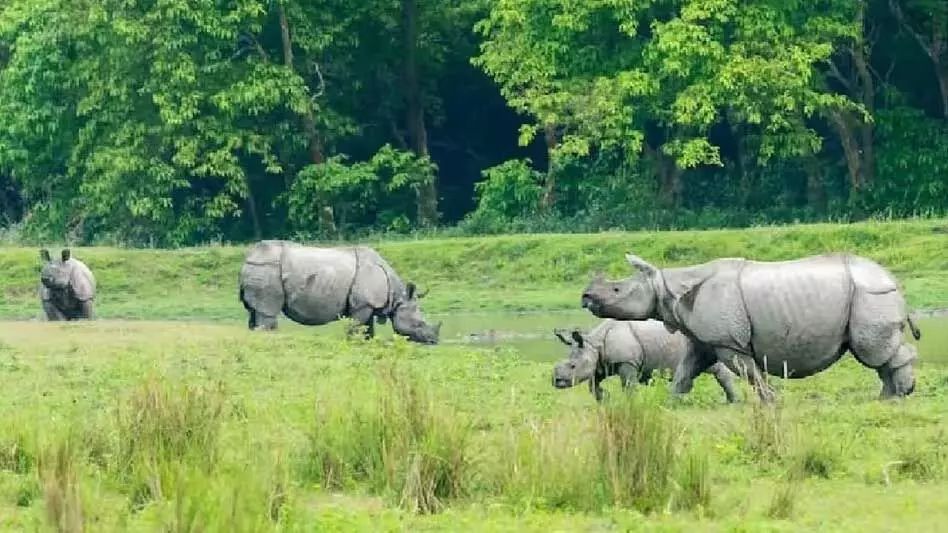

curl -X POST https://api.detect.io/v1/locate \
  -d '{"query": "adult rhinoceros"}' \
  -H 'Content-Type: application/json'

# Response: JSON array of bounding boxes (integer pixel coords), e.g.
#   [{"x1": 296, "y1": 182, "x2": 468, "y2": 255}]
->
[
  {"x1": 580, "y1": 252, "x2": 921, "y2": 402},
  {"x1": 38, "y1": 248, "x2": 97, "y2": 321},
  {"x1": 551, "y1": 318, "x2": 740, "y2": 404},
  {"x1": 238, "y1": 240, "x2": 442, "y2": 344}
]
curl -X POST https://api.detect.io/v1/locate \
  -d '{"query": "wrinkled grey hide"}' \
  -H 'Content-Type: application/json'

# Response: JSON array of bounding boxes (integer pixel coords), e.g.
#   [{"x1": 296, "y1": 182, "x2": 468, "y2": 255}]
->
[
  {"x1": 580, "y1": 253, "x2": 921, "y2": 402},
  {"x1": 551, "y1": 319, "x2": 739, "y2": 403},
  {"x1": 238, "y1": 240, "x2": 442, "y2": 344},
  {"x1": 38, "y1": 248, "x2": 97, "y2": 321}
]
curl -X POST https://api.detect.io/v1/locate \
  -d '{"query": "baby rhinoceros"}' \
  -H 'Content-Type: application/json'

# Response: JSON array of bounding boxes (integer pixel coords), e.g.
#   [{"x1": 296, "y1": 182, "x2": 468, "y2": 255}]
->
[
  {"x1": 551, "y1": 319, "x2": 739, "y2": 403},
  {"x1": 38, "y1": 248, "x2": 97, "y2": 321}
]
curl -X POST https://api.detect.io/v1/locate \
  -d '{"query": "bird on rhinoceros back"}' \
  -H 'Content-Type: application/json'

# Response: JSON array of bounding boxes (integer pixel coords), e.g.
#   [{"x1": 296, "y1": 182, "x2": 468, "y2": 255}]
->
[
  {"x1": 579, "y1": 252, "x2": 921, "y2": 402},
  {"x1": 38, "y1": 248, "x2": 97, "y2": 321},
  {"x1": 237, "y1": 240, "x2": 442, "y2": 344},
  {"x1": 551, "y1": 318, "x2": 740, "y2": 404}
]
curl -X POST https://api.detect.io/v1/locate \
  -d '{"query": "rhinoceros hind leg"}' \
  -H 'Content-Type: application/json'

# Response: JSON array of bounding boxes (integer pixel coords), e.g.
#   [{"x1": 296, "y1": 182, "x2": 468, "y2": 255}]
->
[
  {"x1": 718, "y1": 349, "x2": 776, "y2": 403},
  {"x1": 78, "y1": 300, "x2": 95, "y2": 320}
]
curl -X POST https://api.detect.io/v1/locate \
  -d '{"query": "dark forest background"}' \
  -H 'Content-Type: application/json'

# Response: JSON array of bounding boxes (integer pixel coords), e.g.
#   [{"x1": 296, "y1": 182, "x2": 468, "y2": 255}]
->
[{"x1": 1, "y1": 0, "x2": 946, "y2": 246}]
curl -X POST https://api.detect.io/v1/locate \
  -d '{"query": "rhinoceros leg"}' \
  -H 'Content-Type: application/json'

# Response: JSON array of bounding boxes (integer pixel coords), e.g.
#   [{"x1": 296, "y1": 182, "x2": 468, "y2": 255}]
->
[
  {"x1": 670, "y1": 347, "x2": 716, "y2": 397},
  {"x1": 345, "y1": 307, "x2": 376, "y2": 340},
  {"x1": 718, "y1": 349, "x2": 776, "y2": 403},
  {"x1": 78, "y1": 300, "x2": 95, "y2": 320},
  {"x1": 42, "y1": 300, "x2": 65, "y2": 321},
  {"x1": 589, "y1": 376, "x2": 606, "y2": 402},
  {"x1": 615, "y1": 362, "x2": 641, "y2": 391},
  {"x1": 707, "y1": 363, "x2": 740, "y2": 404}
]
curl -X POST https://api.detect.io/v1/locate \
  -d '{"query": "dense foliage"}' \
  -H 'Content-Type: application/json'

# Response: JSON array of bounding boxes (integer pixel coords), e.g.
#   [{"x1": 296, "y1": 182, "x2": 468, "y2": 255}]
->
[{"x1": 0, "y1": 0, "x2": 946, "y2": 246}]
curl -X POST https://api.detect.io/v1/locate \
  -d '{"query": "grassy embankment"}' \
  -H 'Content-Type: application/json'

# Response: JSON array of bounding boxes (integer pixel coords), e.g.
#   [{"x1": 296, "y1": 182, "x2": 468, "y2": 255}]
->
[{"x1": 0, "y1": 219, "x2": 946, "y2": 530}]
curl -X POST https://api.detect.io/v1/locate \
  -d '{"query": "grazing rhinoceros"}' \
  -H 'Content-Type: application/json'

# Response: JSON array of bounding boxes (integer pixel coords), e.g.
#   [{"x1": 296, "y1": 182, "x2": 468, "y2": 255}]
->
[
  {"x1": 579, "y1": 253, "x2": 921, "y2": 402},
  {"x1": 38, "y1": 248, "x2": 97, "y2": 321},
  {"x1": 551, "y1": 319, "x2": 740, "y2": 403},
  {"x1": 237, "y1": 240, "x2": 442, "y2": 344}
]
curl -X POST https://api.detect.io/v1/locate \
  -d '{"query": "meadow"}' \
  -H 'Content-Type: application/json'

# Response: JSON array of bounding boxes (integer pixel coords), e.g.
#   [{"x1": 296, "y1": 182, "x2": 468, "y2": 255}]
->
[{"x1": 0, "y1": 218, "x2": 947, "y2": 531}]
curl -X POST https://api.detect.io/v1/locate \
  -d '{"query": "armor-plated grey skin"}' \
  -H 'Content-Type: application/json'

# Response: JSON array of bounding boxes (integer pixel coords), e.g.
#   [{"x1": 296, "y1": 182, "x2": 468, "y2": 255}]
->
[
  {"x1": 551, "y1": 319, "x2": 740, "y2": 403},
  {"x1": 237, "y1": 240, "x2": 442, "y2": 344},
  {"x1": 38, "y1": 248, "x2": 97, "y2": 321},
  {"x1": 580, "y1": 253, "x2": 922, "y2": 403}
]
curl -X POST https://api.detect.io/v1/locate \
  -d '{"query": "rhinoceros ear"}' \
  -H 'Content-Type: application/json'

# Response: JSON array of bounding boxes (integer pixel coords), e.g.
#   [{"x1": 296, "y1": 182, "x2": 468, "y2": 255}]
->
[
  {"x1": 625, "y1": 253, "x2": 656, "y2": 276},
  {"x1": 40, "y1": 249, "x2": 51, "y2": 262},
  {"x1": 61, "y1": 248, "x2": 71, "y2": 261},
  {"x1": 553, "y1": 328, "x2": 573, "y2": 346},
  {"x1": 406, "y1": 282, "x2": 416, "y2": 299},
  {"x1": 570, "y1": 329, "x2": 585, "y2": 348}
]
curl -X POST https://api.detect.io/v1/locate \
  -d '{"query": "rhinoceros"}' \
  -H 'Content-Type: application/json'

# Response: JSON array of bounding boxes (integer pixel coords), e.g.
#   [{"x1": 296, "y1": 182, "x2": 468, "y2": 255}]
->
[
  {"x1": 237, "y1": 240, "x2": 442, "y2": 344},
  {"x1": 551, "y1": 319, "x2": 740, "y2": 403},
  {"x1": 38, "y1": 248, "x2": 97, "y2": 321},
  {"x1": 580, "y1": 252, "x2": 921, "y2": 403}
]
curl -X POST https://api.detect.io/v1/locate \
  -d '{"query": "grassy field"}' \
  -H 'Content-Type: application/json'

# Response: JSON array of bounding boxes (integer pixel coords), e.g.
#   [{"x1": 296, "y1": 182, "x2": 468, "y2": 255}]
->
[{"x1": 0, "y1": 219, "x2": 947, "y2": 531}]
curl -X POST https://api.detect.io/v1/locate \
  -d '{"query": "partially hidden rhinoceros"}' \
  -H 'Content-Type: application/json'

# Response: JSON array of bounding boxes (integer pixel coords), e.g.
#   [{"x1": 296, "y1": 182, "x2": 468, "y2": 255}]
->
[
  {"x1": 580, "y1": 252, "x2": 921, "y2": 402},
  {"x1": 237, "y1": 240, "x2": 442, "y2": 344},
  {"x1": 38, "y1": 248, "x2": 97, "y2": 320},
  {"x1": 551, "y1": 318, "x2": 740, "y2": 403}
]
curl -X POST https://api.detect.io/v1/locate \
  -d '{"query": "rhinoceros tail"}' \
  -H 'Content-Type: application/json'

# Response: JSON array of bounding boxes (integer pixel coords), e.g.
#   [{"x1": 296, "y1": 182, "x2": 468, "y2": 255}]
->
[{"x1": 906, "y1": 315, "x2": 921, "y2": 341}]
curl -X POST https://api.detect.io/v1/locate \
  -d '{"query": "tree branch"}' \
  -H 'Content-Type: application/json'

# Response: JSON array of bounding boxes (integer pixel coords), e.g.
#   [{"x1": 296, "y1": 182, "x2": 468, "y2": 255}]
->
[
  {"x1": 888, "y1": 0, "x2": 935, "y2": 60},
  {"x1": 309, "y1": 61, "x2": 325, "y2": 99}
]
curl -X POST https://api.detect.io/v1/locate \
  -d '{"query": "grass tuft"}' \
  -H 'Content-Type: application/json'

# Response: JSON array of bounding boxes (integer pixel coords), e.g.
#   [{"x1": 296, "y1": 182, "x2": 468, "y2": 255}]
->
[
  {"x1": 39, "y1": 435, "x2": 85, "y2": 533},
  {"x1": 302, "y1": 359, "x2": 471, "y2": 514},
  {"x1": 114, "y1": 378, "x2": 228, "y2": 508}
]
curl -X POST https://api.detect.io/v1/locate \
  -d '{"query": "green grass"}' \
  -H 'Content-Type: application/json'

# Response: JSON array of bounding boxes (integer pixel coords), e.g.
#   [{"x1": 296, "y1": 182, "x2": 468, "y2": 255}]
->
[
  {"x1": 0, "y1": 219, "x2": 946, "y2": 530},
  {"x1": 2, "y1": 218, "x2": 947, "y2": 323},
  {"x1": 0, "y1": 317, "x2": 945, "y2": 531}
]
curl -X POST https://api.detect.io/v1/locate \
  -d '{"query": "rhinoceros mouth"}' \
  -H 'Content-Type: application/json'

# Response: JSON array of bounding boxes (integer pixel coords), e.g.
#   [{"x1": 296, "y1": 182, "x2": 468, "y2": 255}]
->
[{"x1": 553, "y1": 378, "x2": 574, "y2": 389}]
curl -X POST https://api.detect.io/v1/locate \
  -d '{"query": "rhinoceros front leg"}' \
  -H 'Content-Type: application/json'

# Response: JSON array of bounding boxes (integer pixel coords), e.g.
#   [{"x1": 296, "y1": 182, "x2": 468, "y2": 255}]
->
[
  {"x1": 708, "y1": 363, "x2": 740, "y2": 404},
  {"x1": 670, "y1": 350, "x2": 714, "y2": 399},
  {"x1": 345, "y1": 307, "x2": 376, "y2": 340},
  {"x1": 589, "y1": 376, "x2": 606, "y2": 403},
  {"x1": 42, "y1": 300, "x2": 65, "y2": 321}
]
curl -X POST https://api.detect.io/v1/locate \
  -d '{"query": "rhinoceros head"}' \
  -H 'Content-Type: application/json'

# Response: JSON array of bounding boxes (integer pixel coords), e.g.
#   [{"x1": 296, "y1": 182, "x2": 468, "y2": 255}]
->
[
  {"x1": 580, "y1": 257, "x2": 659, "y2": 321},
  {"x1": 391, "y1": 282, "x2": 442, "y2": 345},
  {"x1": 551, "y1": 328, "x2": 598, "y2": 389},
  {"x1": 40, "y1": 248, "x2": 74, "y2": 290}
]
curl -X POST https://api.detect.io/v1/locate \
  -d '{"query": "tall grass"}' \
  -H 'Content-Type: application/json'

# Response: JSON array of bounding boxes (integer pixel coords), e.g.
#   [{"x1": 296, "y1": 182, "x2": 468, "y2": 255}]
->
[
  {"x1": 113, "y1": 378, "x2": 228, "y2": 509},
  {"x1": 301, "y1": 359, "x2": 471, "y2": 514}
]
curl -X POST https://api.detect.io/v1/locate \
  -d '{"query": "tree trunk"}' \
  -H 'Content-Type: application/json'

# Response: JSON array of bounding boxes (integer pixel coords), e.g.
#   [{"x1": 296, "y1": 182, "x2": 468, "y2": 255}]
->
[
  {"x1": 851, "y1": 16, "x2": 875, "y2": 186},
  {"x1": 644, "y1": 143, "x2": 681, "y2": 208},
  {"x1": 540, "y1": 124, "x2": 557, "y2": 211},
  {"x1": 939, "y1": 69, "x2": 948, "y2": 120},
  {"x1": 804, "y1": 156, "x2": 826, "y2": 212},
  {"x1": 243, "y1": 177, "x2": 263, "y2": 240},
  {"x1": 824, "y1": 4, "x2": 876, "y2": 195},
  {"x1": 889, "y1": 0, "x2": 948, "y2": 118},
  {"x1": 276, "y1": 3, "x2": 330, "y2": 229},
  {"x1": 402, "y1": 0, "x2": 438, "y2": 226},
  {"x1": 277, "y1": 3, "x2": 324, "y2": 169}
]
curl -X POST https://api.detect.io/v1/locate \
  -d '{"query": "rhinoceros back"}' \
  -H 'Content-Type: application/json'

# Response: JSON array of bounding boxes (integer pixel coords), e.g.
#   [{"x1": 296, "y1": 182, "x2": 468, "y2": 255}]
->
[
  {"x1": 280, "y1": 245, "x2": 358, "y2": 325},
  {"x1": 239, "y1": 240, "x2": 289, "y2": 317}
]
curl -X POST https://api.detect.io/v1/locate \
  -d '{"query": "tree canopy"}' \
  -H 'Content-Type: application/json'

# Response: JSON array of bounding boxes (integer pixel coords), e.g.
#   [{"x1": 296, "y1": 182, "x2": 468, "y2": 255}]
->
[{"x1": 0, "y1": 0, "x2": 945, "y2": 246}]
